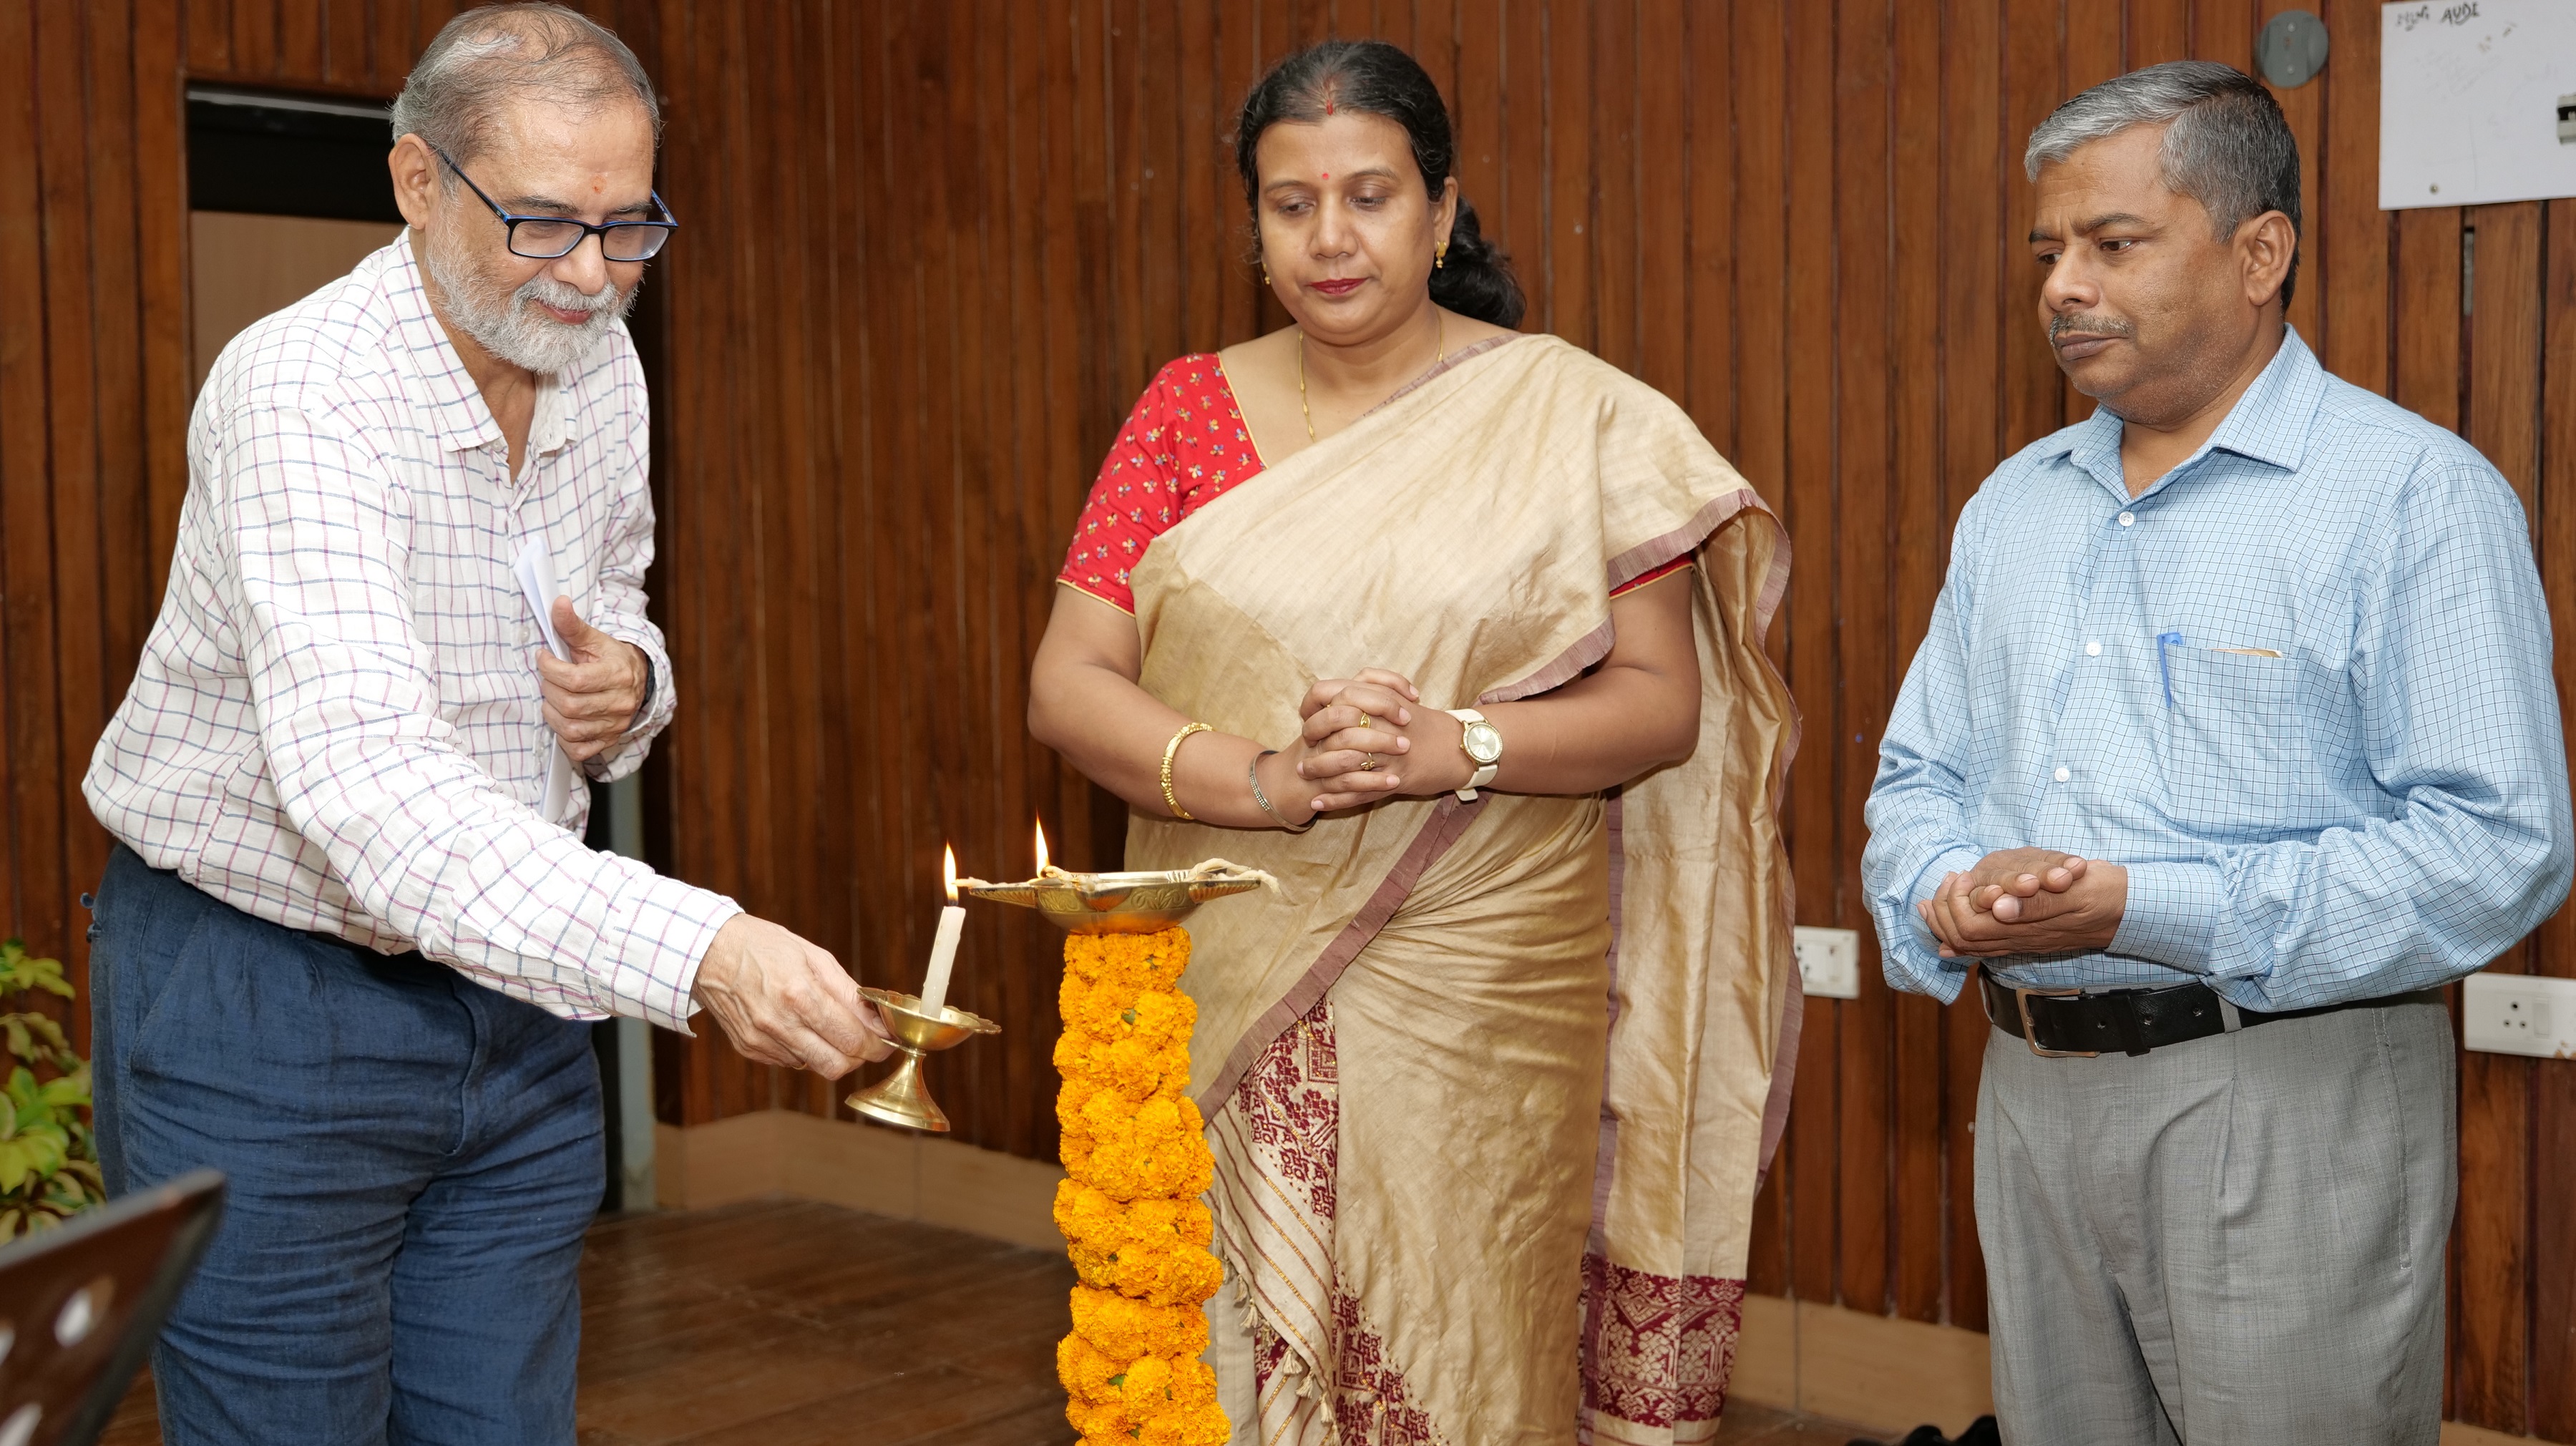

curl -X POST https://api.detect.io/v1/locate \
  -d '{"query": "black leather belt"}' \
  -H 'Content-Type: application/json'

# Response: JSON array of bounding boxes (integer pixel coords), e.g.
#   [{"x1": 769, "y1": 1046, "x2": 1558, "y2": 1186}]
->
[{"x1": 1980, "y1": 974, "x2": 2339, "y2": 1058}]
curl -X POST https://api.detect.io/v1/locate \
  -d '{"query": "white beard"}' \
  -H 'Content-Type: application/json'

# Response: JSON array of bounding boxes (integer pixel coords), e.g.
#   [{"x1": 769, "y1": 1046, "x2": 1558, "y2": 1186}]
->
[{"x1": 424, "y1": 220, "x2": 637, "y2": 375}]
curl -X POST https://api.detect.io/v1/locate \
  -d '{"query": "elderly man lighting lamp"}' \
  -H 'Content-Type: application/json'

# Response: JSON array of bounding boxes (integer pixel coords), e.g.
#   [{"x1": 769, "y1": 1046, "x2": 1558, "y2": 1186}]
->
[
  {"x1": 80, "y1": 8, "x2": 889, "y2": 1442},
  {"x1": 1863, "y1": 62, "x2": 2572, "y2": 1444}
]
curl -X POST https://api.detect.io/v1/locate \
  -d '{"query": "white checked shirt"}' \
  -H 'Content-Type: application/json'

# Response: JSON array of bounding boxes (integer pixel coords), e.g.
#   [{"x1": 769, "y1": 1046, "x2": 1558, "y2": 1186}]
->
[
  {"x1": 1863, "y1": 329, "x2": 2573, "y2": 1012},
  {"x1": 85, "y1": 238, "x2": 736, "y2": 1030}
]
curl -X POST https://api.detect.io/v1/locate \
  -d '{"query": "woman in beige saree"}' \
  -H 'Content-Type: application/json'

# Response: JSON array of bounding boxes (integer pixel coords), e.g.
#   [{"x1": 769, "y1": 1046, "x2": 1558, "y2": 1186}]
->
[{"x1": 1029, "y1": 40, "x2": 1800, "y2": 1446}]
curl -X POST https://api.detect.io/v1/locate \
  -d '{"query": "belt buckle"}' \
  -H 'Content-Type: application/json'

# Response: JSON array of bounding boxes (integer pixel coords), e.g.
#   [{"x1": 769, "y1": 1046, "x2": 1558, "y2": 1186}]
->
[{"x1": 2015, "y1": 986, "x2": 2102, "y2": 1059}]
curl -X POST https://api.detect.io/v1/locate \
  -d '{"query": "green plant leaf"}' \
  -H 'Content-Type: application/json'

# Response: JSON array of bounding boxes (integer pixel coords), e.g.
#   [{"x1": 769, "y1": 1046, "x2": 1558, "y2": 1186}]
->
[
  {"x1": 0, "y1": 942, "x2": 72, "y2": 1000},
  {"x1": 0, "y1": 941, "x2": 102, "y2": 1228}
]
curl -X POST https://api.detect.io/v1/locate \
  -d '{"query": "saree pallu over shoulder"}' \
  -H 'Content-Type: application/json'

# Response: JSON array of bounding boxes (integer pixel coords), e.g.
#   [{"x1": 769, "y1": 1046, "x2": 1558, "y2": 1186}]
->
[{"x1": 1124, "y1": 334, "x2": 1799, "y2": 1446}]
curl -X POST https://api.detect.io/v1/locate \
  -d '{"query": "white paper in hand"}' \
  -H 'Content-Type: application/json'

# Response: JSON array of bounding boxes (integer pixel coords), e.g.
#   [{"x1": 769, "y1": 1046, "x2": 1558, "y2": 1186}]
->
[{"x1": 512, "y1": 538, "x2": 580, "y2": 827}]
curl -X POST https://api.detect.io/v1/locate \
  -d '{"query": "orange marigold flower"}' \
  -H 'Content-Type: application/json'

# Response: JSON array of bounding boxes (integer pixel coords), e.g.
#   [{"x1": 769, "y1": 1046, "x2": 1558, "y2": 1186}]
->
[
  {"x1": 1065, "y1": 1398, "x2": 1134, "y2": 1440},
  {"x1": 1100, "y1": 1033, "x2": 1186, "y2": 1100},
  {"x1": 1065, "y1": 928, "x2": 1190, "y2": 994},
  {"x1": 1068, "y1": 1286, "x2": 1208, "y2": 1361},
  {"x1": 1119, "y1": 1353, "x2": 1175, "y2": 1404},
  {"x1": 1129, "y1": 1196, "x2": 1216, "y2": 1249},
  {"x1": 1128, "y1": 987, "x2": 1197, "y2": 1047},
  {"x1": 1056, "y1": 924, "x2": 1224, "y2": 1435},
  {"x1": 1163, "y1": 1356, "x2": 1220, "y2": 1408},
  {"x1": 1060, "y1": 972, "x2": 1133, "y2": 1040},
  {"x1": 1056, "y1": 1332, "x2": 1127, "y2": 1406},
  {"x1": 1116, "y1": 1236, "x2": 1225, "y2": 1306},
  {"x1": 1139, "y1": 1402, "x2": 1233, "y2": 1446}
]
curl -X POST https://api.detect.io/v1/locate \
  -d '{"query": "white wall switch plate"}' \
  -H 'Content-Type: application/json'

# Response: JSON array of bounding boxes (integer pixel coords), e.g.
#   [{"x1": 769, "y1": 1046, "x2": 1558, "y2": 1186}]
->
[
  {"x1": 2462, "y1": 972, "x2": 2576, "y2": 1059},
  {"x1": 1794, "y1": 926, "x2": 1863, "y2": 1000}
]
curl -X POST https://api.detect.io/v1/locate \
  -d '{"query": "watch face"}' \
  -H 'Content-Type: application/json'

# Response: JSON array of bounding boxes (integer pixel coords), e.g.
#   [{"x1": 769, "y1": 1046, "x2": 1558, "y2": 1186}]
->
[{"x1": 1463, "y1": 720, "x2": 1504, "y2": 765}]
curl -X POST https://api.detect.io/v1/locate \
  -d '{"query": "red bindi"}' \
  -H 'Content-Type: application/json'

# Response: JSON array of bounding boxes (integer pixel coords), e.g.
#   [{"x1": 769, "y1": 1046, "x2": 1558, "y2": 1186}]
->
[{"x1": 1321, "y1": 172, "x2": 1330, "y2": 180}]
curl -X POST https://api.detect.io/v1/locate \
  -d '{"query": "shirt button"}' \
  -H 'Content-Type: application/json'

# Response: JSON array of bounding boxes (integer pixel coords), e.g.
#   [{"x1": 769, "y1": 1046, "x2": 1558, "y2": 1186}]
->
[
  {"x1": 2117, "y1": 511, "x2": 2136, "y2": 527},
  {"x1": 2085, "y1": 641, "x2": 2102, "y2": 657},
  {"x1": 2054, "y1": 766, "x2": 2072, "y2": 783}
]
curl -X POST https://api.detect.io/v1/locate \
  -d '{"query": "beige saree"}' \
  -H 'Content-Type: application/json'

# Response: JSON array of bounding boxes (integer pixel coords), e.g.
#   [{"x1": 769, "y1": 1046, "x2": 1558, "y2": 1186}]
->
[{"x1": 1125, "y1": 334, "x2": 1799, "y2": 1446}]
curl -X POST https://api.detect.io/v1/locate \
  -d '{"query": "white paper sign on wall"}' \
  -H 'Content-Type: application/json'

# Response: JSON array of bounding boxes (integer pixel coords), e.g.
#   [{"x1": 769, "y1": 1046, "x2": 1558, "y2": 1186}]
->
[{"x1": 2380, "y1": 0, "x2": 2576, "y2": 210}]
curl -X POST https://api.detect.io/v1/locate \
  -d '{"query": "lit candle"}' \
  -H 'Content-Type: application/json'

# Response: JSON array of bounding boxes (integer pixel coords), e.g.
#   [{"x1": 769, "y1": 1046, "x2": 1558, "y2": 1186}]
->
[{"x1": 917, "y1": 844, "x2": 966, "y2": 1017}]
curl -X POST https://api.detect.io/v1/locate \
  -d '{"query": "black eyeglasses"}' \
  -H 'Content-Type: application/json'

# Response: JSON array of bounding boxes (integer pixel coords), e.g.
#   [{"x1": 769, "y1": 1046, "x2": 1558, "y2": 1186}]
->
[{"x1": 431, "y1": 142, "x2": 676, "y2": 262}]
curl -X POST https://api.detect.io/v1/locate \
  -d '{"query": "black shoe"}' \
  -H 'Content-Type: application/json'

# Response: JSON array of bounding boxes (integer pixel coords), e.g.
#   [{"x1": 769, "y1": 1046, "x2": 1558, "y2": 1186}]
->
[{"x1": 1848, "y1": 1420, "x2": 1999, "y2": 1446}]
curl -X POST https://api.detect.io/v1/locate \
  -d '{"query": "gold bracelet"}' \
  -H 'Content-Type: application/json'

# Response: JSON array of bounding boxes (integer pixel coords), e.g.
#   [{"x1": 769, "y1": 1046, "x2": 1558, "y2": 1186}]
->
[{"x1": 1160, "y1": 722, "x2": 1211, "y2": 819}]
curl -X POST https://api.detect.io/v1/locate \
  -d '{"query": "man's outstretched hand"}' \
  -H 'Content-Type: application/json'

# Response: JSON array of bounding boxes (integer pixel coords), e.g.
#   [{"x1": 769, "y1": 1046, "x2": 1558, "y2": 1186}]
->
[
  {"x1": 691, "y1": 915, "x2": 892, "y2": 1077},
  {"x1": 1916, "y1": 849, "x2": 2128, "y2": 959}
]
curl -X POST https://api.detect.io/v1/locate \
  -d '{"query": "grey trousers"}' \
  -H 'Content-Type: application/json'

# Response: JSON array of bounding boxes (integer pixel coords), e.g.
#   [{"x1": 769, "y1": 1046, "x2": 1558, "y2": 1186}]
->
[{"x1": 1976, "y1": 991, "x2": 2453, "y2": 1446}]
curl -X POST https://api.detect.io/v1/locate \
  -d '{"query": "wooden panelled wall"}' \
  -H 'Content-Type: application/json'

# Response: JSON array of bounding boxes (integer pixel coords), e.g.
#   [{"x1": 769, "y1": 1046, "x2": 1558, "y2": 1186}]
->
[{"x1": 1, "y1": 0, "x2": 2570, "y2": 1437}]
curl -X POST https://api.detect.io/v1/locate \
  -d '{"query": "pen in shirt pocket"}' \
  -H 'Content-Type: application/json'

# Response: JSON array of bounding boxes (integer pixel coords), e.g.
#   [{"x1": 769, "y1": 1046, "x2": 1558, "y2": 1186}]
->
[{"x1": 2157, "y1": 630, "x2": 2285, "y2": 705}]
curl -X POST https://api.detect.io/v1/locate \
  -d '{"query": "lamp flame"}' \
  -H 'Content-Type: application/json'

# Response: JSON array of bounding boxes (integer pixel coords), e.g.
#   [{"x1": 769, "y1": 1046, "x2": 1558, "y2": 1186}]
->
[
  {"x1": 1034, "y1": 819, "x2": 1051, "y2": 876},
  {"x1": 942, "y1": 844, "x2": 958, "y2": 903}
]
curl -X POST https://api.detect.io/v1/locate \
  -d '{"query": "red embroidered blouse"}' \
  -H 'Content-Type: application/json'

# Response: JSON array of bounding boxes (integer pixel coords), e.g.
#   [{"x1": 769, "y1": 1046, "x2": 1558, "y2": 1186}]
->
[{"x1": 1058, "y1": 353, "x2": 1688, "y2": 614}]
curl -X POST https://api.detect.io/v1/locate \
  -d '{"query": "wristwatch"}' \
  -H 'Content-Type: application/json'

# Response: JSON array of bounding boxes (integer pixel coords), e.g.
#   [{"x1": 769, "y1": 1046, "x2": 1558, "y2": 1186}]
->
[{"x1": 1447, "y1": 708, "x2": 1503, "y2": 801}]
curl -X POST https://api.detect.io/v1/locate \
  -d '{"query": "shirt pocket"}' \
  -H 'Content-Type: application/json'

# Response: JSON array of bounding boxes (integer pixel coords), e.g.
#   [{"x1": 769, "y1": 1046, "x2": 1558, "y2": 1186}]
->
[{"x1": 2154, "y1": 645, "x2": 2344, "y2": 840}]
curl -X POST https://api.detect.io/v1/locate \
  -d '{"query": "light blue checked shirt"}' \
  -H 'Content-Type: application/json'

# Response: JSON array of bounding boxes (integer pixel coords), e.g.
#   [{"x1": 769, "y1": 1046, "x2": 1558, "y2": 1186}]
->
[{"x1": 1863, "y1": 330, "x2": 2572, "y2": 1012}]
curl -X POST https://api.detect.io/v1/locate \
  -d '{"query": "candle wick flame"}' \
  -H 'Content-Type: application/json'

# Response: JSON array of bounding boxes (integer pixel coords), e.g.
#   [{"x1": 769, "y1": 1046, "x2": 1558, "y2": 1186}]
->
[{"x1": 942, "y1": 843, "x2": 958, "y2": 903}]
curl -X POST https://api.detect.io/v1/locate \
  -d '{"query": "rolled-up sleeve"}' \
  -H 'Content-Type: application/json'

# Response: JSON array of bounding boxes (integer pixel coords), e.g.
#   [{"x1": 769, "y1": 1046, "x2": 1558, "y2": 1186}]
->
[{"x1": 213, "y1": 403, "x2": 736, "y2": 1029}]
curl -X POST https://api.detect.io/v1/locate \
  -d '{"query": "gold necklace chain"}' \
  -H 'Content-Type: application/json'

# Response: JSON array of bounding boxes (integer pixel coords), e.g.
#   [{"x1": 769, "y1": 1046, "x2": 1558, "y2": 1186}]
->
[{"x1": 1299, "y1": 311, "x2": 1445, "y2": 444}]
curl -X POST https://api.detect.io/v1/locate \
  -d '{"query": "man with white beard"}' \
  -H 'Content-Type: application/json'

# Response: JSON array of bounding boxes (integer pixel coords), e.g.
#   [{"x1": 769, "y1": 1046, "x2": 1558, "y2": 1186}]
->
[{"x1": 79, "y1": 7, "x2": 889, "y2": 1441}]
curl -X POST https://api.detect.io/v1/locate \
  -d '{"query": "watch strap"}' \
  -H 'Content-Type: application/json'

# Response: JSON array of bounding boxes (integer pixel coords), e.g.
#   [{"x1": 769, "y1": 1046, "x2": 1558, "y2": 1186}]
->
[{"x1": 1447, "y1": 708, "x2": 1499, "y2": 801}]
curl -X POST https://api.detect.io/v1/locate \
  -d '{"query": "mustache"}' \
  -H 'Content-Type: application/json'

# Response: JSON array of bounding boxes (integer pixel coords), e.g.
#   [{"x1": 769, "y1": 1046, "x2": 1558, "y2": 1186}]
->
[
  {"x1": 517, "y1": 272, "x2": 625, "y2": 319},
  {"x1": 2049, "y1": 312, "x2": 2135, "y2": 343}
]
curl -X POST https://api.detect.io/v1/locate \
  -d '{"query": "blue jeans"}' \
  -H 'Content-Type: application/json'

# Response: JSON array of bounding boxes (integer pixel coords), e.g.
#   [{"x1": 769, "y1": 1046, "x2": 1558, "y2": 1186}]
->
[{"x1": 88, "y1": 844, "x2": 602, "y2": 1446}]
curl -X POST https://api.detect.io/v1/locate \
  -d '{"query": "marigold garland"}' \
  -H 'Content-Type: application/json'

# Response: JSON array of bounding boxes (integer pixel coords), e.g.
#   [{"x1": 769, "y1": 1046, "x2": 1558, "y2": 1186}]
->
[{"x1": 1054, "y1": 927, "x2": 1229, "y2": 1445}]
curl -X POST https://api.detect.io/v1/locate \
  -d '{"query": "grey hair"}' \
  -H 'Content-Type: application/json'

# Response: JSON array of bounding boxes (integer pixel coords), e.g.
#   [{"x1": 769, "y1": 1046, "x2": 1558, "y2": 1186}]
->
[
  {"x1": 2024, "y1": 61, "x2": 2301, "y2": 306},
  {"x1": 390, "y1": 3, "x2": 659, "y2": 168}
]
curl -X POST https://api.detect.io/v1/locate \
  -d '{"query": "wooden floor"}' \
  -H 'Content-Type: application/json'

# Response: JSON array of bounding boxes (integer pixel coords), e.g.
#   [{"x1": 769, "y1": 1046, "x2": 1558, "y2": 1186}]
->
[{"x1": 98, "y1": 1197, "x2": 1890, "y2": 1445}]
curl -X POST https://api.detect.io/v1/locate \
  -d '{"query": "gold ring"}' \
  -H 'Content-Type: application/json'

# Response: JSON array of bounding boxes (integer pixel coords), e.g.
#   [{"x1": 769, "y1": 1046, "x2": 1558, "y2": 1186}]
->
[
  {"x1": 1360, "y1": 753, "x2": 1380, "y2": 772},
  {"x1": 1360, "y1": 713, "x2": 1375, "y2": 731}
]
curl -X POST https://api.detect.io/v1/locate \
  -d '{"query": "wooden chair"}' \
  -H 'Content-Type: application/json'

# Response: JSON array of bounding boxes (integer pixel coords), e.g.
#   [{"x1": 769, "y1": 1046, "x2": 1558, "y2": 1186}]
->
[{"x1": 0, "y1": 1171, "x2": 223, "y2": 1446}]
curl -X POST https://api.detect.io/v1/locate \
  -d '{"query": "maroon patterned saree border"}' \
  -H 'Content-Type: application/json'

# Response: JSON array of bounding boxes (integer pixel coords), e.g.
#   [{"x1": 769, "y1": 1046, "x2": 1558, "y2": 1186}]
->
[
  {"x1": 1578, "y1": 1254, "x2": 1747, "y2": 1428},
  {"x1": 1194, "y1": 793, "x2": 1489, "y2": 1118}
]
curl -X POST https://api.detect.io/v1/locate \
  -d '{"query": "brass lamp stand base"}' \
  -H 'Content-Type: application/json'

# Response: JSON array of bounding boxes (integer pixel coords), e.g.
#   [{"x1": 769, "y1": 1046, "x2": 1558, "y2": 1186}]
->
[{"x1": 844, "y1": 986, "x2": 1000, "y2": 1133}]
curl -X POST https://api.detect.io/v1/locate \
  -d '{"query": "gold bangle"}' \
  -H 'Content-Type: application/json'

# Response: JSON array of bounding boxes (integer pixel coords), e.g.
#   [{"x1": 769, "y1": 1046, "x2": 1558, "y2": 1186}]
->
[{"x1": 1160, "y1": 722, "x2": 1211, "y2": 820}]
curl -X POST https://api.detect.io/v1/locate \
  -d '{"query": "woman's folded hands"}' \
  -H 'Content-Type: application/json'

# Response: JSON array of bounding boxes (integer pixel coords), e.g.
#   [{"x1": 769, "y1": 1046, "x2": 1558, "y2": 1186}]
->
[{"x1": 1294, "y1": 668, "x2": 1470, "y2": 811}]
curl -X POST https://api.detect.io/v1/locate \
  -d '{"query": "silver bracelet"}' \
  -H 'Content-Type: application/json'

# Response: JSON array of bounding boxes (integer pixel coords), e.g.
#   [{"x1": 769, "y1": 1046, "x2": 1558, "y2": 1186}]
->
[{"x1": 1250, "y1": 751, "x2": 1313, "y2": 832}]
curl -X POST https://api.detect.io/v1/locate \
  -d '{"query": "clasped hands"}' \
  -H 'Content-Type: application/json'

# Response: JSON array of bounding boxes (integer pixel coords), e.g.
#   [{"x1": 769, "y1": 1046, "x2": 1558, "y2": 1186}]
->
[
  {"x1": 1915, "y1": 848, "x2": 2129, "y2": 959},
  {"x1": 1262, "y1": 667, "x2": 1475, "y2": 816}
]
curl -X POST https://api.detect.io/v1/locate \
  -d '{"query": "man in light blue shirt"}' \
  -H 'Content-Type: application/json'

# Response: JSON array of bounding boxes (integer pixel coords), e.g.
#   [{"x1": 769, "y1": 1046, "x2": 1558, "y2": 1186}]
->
[{"x1": 1863, "y1": 63, "x2": 2570, "y2": 1444}]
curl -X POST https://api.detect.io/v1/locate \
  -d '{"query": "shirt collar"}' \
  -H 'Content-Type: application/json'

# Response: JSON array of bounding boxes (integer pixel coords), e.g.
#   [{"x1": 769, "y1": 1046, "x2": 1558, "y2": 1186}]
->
[
  {"x1": 2048, "y1": 325, "x2": 2326, "y2": 499},
  {"x1": 2197, "y1": 325, "x2": 2323, "y2": 474},
  {"x1": 385, "y1": 239, "x2": 506, "y2": 454},
  {"x1": 386, "y1": 239, "x2": 582, "y2": 465},
  {"x1": 527, "y1": 369, "x2": 570, "y2": 459}
]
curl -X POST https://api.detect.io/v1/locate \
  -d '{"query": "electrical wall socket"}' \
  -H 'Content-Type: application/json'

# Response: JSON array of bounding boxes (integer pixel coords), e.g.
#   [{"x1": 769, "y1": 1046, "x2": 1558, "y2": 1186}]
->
[
  {"x1": 2462, "y1": 972, "x2": 2576, "y2": 1060},
  {"x1": 1794, "y1": 926, "x2": 1863, "y2": 1000}
]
